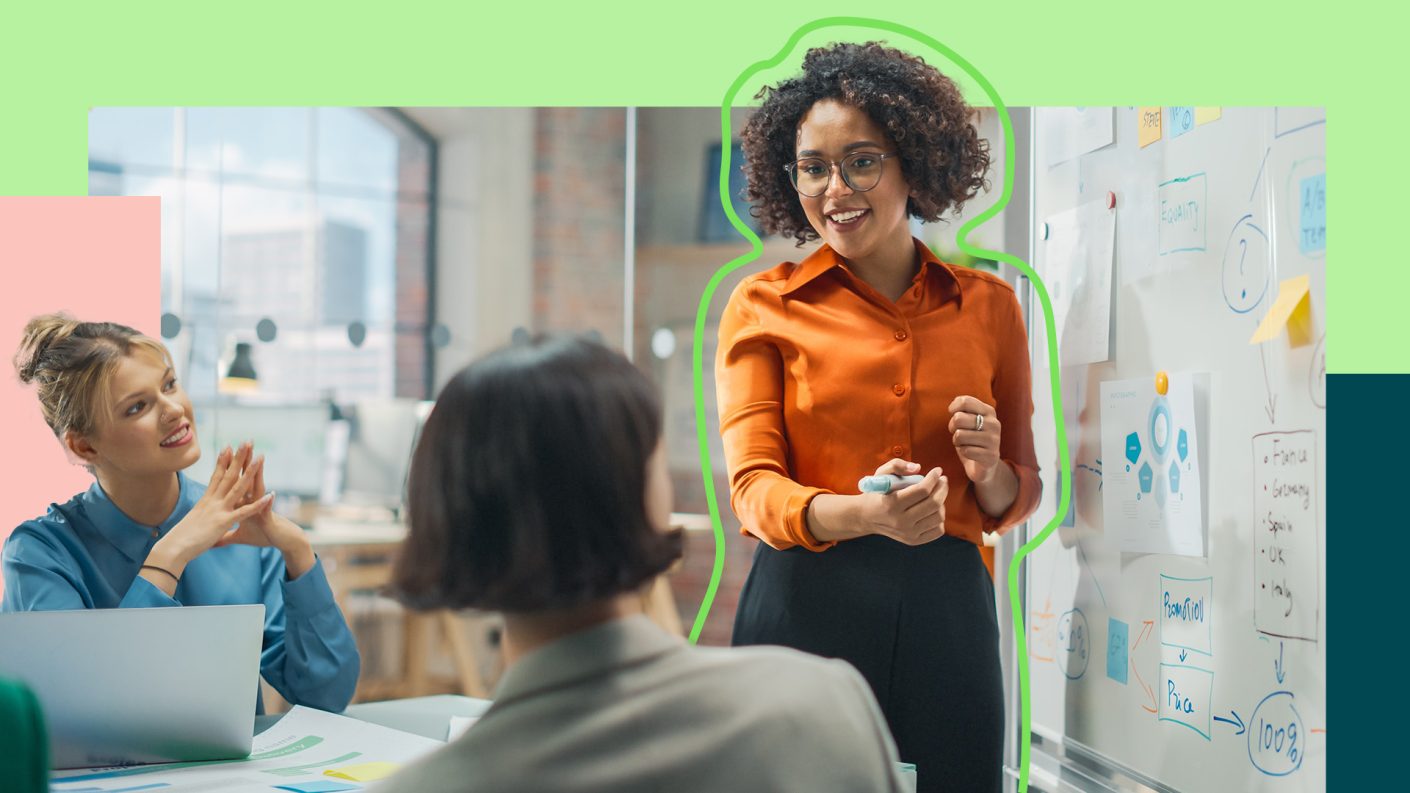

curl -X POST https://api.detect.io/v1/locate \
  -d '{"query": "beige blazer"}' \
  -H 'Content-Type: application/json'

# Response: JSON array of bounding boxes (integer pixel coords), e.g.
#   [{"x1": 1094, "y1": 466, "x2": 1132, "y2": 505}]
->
[{"x1": 378, "y1": 615, "x2": 908, "y2": 793}]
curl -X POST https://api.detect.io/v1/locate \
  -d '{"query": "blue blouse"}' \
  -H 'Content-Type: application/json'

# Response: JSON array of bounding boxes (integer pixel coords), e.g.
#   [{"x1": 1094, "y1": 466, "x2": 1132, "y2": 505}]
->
[{"x1": 1, "y1": 473, "x2": 360, "y2": 713}]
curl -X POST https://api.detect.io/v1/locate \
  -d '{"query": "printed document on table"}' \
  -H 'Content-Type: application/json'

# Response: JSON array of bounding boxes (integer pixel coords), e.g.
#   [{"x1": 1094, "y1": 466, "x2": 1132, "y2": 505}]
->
[{"x1": 50, "y1": 706, "x2": 443, "y2": 792}]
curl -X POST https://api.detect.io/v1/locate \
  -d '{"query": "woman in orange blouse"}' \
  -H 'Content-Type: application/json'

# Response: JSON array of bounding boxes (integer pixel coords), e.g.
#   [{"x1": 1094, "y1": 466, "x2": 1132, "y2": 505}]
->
[{"x1": 718, "y1": 43, "x2": 1039, "y2": 793}]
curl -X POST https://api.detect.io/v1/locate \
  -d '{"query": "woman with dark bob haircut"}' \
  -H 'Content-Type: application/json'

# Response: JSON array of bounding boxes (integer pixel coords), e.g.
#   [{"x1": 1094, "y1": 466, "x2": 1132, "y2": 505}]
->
[
  {"x1": 718, "y1": 42, "x2": 1040, "y2": 792},
  {"x1": 383, "y1": 335, "x2": 910, "y2": 793}
]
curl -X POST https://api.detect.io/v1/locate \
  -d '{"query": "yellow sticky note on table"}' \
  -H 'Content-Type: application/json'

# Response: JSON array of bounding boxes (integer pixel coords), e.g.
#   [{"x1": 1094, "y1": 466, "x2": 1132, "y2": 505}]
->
[
  {"x1": 324, "y1": 761, "x2": 400, "y2": 782},
  {"x1": 1249, "y1": 275, "x2": 1312, "y2": 346},
  {"x1": 1137, "y1": 107, "x2": 1162, "y2": 148},
  {"x1": 1194, "y1": 107, "x2": 1222, "y2": 125}
]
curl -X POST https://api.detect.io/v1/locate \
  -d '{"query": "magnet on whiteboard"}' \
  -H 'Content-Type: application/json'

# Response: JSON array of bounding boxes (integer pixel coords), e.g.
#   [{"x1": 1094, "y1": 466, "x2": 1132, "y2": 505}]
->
[
  {"x1": 1155, "y1": 370, "x2": 1169, "y2": 395},
  {"x1": 1107, "y1": 191, "x2": 1117, "y2": 210},
  {"x1": 1041, "y1": 222, "x2": 1049, "y2": 240}
]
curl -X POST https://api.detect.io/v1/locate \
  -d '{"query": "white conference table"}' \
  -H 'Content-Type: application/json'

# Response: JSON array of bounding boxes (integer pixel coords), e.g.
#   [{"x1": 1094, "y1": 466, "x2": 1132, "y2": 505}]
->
[
  {"x1": 256, "y1": 695, "x2": 918, "y2": 790},
  {"x1": 256, "y1": 694, "x2": 490, "y2": 741}
]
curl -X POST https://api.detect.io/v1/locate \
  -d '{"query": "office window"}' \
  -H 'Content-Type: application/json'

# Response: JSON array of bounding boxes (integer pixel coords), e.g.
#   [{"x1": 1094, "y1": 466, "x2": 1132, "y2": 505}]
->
[{"x1": 88, "y1": 107, "x2": 435, "y2": 404}]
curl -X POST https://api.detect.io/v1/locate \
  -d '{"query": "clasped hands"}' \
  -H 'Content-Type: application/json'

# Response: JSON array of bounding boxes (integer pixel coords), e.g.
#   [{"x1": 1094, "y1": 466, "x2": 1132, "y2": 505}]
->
[
  {"x1": 146, "y1": 442, "x2": 315, "y2": 587},
  {"x1": 857, "y1": 395, "x2": 1003, "y2": 546}
]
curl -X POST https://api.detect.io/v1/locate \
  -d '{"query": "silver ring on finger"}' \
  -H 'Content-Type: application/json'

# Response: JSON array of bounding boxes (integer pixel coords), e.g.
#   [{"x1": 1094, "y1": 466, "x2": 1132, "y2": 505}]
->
[{"x1": 974, "y1": 413, "x2": 984, "y2": 432}]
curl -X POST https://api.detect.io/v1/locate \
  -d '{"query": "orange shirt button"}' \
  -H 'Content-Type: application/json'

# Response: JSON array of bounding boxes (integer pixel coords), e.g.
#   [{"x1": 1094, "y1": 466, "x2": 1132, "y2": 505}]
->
[
  {"x1": 891, "y1": 445, "x2": 905, "y2": 457},
  {"x1": 894, "y1": 330, "x2": 908, "y2": 341},
  {"x1": 892, "y1": 384, "x2": 906, "y2": 396}
]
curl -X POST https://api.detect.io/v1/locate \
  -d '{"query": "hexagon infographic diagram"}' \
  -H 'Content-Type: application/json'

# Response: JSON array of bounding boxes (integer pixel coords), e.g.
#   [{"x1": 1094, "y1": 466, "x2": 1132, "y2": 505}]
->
[{"x1": 1101, "y1": 374, "x2": 1206, "y2": 556}]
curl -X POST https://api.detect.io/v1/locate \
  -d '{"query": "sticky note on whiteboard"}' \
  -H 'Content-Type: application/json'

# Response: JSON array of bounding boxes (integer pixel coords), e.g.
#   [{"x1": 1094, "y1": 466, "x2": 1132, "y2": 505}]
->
[
  {"x1": 1138, "y1": 107, "x2": 1162, "y2": 148},
  {"x1": 1107, "y1": 618, "x2": 1129, "y2": 684},
  {"x1": 1168, "y1": 107, "x2": 1195, "y2": 138},
  {"x1": 1249, "y1": 274, "x2": 1312, "y2": 346},
  {"x1": 1194, "y1": 107, "x2": 1222, "y2": 125},
  {"x1": 1299, "y1": 173, "x2": 1326, "y2": 254}
]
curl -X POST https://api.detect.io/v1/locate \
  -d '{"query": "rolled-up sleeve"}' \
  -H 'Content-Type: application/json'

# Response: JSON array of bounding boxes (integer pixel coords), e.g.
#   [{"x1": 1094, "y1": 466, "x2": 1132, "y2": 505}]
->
[
  {"x1": 716, "y1": 280, "x2": 835, "y2": 552},
  {"x1": 257, "y1": 553, "x2": 360, "y2": 712},
  {"x1": 983, "y1": 290, "x2": 1042, "y2": 534}
]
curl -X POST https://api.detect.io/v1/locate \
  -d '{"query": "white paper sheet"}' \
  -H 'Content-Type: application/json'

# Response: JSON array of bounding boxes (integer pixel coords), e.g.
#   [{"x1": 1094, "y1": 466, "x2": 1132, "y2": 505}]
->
[
  {"x1": 1039, "y1": 199, "x2": 1115, "y2": 367},
  {"x1": 50, "y1": 706, "x2": 444, "y2": 792},
  {"x1": 447, "y1": 715, "x2": 480, "y2": 741},
  {"x1": 1039, "y1": 107, "x2": 1115, "y2": 167},
  {"x1": 1100, "y1": 374, "x2": 1205, "y2": 556}
]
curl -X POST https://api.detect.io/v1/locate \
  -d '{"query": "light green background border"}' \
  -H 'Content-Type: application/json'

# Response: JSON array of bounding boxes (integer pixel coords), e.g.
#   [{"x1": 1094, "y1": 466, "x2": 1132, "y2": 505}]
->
[
  {"x1": 0, "y1": 1, "x2": 1375, "y2": 369},
  {"x1": 0, "y1": 3, "x2": 1358, "y2": 788}
]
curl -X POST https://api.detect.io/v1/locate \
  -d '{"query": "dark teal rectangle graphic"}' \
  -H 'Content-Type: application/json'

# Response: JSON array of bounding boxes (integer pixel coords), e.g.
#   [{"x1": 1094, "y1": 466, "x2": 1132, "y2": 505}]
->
[{"x1": 1328, "y1": 373, "x2": 1391, "y2": 789}]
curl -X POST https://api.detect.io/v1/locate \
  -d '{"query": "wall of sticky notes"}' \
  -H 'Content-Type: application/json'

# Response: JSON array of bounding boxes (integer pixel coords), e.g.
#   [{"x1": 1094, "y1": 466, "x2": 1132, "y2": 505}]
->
[{"x1": 1013, "y1": 108, "x2": 1326, "y2": 793}]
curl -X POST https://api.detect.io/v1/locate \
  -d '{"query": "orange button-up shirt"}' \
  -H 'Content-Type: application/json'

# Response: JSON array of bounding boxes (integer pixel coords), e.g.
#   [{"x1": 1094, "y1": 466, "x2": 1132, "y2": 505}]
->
[{"x1": 716, "y1": 238, "x2": 1041, "y2": 552}]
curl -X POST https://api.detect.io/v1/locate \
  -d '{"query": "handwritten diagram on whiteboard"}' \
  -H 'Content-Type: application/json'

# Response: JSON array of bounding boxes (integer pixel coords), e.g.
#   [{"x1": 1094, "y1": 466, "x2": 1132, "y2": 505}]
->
[
  {"x1": 1025, "y1": 106, "x2": 1326, "y2": 793},
  {"x1": 1252, "y1": 431, "x2": 1320, "y2": 641},
  {"x1": 1100, "y1": 373, "x2": 1205, "y2": 556}
]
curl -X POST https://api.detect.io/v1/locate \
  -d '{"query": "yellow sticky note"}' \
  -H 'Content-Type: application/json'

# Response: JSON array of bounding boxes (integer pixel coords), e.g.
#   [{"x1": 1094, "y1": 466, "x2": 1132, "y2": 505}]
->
[
  {"x1": 324, "y1": 761, "x2": 400, "y2": 782},
  {"x1": 1249, "y1": 275, "x2": 1312, "y2": 346},
  {"x1": 1137, "y1": 107, "x2": 1162, "y2": 148},
  {"x1": 1194, "y1": 107, "x2": 1222, "y2": 125}
]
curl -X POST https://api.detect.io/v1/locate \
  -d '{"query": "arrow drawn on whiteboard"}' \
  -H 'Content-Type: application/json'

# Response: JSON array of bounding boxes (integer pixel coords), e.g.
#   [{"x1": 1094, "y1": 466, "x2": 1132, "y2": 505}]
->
[
  {"x1": 1076, "y1": 459, "x2": 1102, "y2": 490},
  {"x1": 1179, "y1": 648, "x2": 1188, "y2": 663},
  {"x1": 1214, "y1": 710, "x2": 1247, "y2": 735},
  {"x1": 1259, "y1": 342, "x2": 1278, "y2": 424},
  {"x1": 1130, "y1": 620, "x2": 1157, "y2": 714},
  {"x1": 1275, "y1": 640, "x2": 1286, "y2": 684},
  {"x1": 1132, "y1": 620, "x2": 1154, "y2": 650},
  {"x1": 1133, "y1": 667, "x2": 1156, "y2": 714}
]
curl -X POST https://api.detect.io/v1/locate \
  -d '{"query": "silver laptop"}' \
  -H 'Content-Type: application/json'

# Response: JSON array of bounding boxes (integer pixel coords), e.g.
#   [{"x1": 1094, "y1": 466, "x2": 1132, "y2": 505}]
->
[{"x1": 0, "y1": 604, "x2": 264, "y2": 769}]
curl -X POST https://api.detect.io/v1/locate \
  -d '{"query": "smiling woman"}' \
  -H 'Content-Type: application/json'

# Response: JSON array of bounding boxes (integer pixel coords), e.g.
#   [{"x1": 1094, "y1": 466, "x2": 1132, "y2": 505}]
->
[
  {"x1": 2, "y1": 313, "x2": 360, "y2": 714},
  {"x1": 718, "y1": 41, "x2": 1040, "y2": 793}
]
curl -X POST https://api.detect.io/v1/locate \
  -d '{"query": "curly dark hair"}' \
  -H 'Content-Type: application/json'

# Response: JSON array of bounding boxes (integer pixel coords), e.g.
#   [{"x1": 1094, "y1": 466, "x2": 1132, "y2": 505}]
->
[{"x1": 741, "y1": 41, "x2": 991, "y2": 245}]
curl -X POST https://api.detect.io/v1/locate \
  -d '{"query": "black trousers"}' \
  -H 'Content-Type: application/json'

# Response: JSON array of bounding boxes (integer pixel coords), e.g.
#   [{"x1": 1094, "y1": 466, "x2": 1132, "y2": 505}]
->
[{"x1": 732, "y1": 534, "x2": 1003, "y2": 793}]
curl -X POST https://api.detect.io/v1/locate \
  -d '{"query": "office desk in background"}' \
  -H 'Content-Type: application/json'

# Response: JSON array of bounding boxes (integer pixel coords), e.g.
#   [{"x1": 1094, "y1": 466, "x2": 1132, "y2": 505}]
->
[
  {"x1": 298, "y1": 513, "x2": 706, "y2": 707},
  {"x1": 308, "y1": 516, "x2": 495, "y2": 702}
]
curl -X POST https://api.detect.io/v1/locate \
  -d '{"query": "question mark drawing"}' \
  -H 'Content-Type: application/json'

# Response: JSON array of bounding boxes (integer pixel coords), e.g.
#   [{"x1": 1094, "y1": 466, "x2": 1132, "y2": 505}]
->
[{"x1": 1222, "y1": 213, "x2": 1269, "y2": 313}]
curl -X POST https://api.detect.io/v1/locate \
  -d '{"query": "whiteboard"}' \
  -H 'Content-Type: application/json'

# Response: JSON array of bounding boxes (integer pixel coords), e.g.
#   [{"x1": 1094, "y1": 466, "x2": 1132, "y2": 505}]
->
[{"x1": 1023, "y1": 107, "x2": 1326, "y2": 792}]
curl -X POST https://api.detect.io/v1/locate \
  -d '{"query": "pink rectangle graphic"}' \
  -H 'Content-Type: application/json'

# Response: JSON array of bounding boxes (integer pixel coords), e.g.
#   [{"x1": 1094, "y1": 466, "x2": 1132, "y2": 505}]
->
[{"x1": 0, "y1": 197, "x2": 161, "y2": 598}]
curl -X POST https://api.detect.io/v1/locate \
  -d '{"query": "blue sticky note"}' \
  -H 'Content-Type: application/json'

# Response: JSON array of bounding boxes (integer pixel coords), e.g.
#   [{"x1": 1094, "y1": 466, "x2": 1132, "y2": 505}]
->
[
  {"x1": 1168, "y1": 107, "x2": 1195, "y2": 138},
  {"x1": 1299, "y1": 173, "x2": 1326, "y2": 253},
  {"x1": 1107, "y1": 618, "x2": 1129, "y2": 684},
  {"x1": 272, "y1": 781, "x2": 361, "y2": 793}
]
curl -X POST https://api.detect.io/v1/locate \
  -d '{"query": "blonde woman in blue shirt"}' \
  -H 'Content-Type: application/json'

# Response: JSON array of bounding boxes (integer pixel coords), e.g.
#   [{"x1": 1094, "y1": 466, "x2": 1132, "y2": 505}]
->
[{"x1": 2, "y1": 314, "x2": 360, "y2": 713}]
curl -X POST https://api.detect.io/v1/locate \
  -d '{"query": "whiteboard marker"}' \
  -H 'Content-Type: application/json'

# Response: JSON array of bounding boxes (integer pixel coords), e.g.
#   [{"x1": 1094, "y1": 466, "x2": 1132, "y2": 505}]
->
[{"x1": 858, "y1": 474, "x2": 925, "y2": 494}]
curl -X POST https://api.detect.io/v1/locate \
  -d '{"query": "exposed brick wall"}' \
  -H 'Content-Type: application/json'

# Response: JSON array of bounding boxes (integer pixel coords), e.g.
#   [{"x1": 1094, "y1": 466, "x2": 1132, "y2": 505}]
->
[
  {"x1": 668, "y1": 520, "x2": 758, "y2": 647},
  {"x1": 531, "y1": 109, "x2": 626, "y2": 346},
  {"x1": 527, "y1": 108, "x2": 766, "y2": 647}
]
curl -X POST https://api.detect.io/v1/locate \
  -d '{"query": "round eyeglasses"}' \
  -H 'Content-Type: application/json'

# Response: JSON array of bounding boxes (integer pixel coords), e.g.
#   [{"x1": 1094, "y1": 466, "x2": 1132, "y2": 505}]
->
[{"x1": 784, "y1": 151, "x2": 899, "y2": 197}]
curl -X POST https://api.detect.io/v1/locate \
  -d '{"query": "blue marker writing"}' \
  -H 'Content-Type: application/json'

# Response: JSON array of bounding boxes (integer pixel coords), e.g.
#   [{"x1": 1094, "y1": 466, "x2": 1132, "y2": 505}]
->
[{"x1": 858, "y1": 474, "x2": 925, "y2": 494}]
